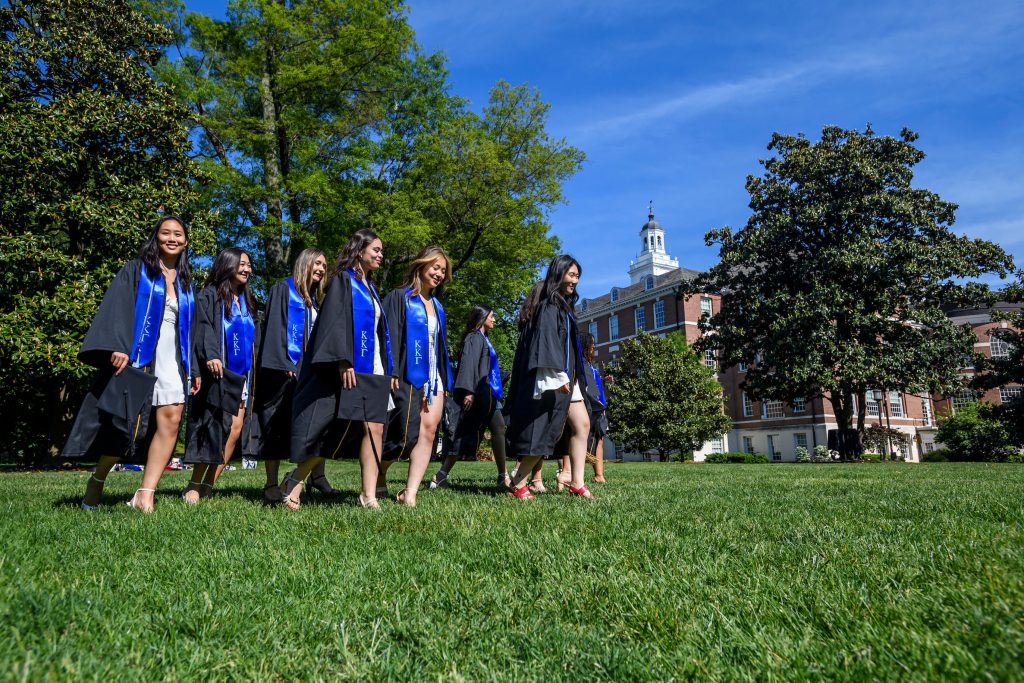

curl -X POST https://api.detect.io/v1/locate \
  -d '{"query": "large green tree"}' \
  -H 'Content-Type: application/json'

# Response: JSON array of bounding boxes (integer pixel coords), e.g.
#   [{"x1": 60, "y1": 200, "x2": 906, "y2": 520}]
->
[
  {"x1": 607, "y1": 332, "x2": 731, "y2": 460},
  {"x1": 0, "y1": 0, "x2": 214, "y2": 463},
  {"x1": 690, "y1": 125, "x2": 1014, "y2": 439}
]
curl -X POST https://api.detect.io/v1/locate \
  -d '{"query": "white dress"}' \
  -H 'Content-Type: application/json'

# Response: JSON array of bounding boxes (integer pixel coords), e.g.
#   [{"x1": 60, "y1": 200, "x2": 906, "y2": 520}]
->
[
  {"x1": 371, "y1": 296, "x2": 396, "y2": 411},
  {"x1": 152, "y1": 294, "x2": 185, "y2": 405},
  {"x1": 426, "y1": 310, "x2": 444, "y2": 399}
]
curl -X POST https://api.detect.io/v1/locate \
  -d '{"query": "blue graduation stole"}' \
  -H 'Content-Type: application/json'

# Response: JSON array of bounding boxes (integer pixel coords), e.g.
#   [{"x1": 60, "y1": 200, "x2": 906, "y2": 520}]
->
[
  {"x1": 480, "y1": 331, "x2": 503, "y2": 400},
  {"x1": 130, "y1": 265, "x2": 164, "y2": 368},
  {"x1": 589, "y1": 363, "x2": 606, "y2": 407},
  {"x1": 347, "y1": 269, "x2": 393, "y2": 375},
  {"x1": 131, "y1": 264, "x2": 193, "y2": 378},
  {"x1": 223, "y1": 295, "x2": 256, "y2": 375},
  {"x1": 285, "y1": 278, "x2": 306, "y2": 367},
  {"x1": 405, "y1": 289, "x2": 453, "y2": 396}
]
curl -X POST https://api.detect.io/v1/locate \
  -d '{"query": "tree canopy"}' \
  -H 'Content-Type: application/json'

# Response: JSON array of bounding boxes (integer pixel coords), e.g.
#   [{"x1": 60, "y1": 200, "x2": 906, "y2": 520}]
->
[
  {"x1": 606, "y1": 332, "x2": 731, "y2": 460},
  {"x1": 689, "y1": 125, "x2": 1015, "y2": 434}
]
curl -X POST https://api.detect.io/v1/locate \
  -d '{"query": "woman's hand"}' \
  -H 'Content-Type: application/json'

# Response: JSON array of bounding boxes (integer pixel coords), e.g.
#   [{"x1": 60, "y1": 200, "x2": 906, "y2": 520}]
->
[
  {"x1": 463, "y1": 394, "x2": 474, "y2": 410},
  {"x1": 207, "y1": 358, "x2": 223, "y2": 379},
  {"x1": 559, "y1": 383, "x2": 571, "y2": 394},
  {"x1": 340, "y1": 361, "x2": 356, "y2": 389},
  {"x1": 287, "y1": 371, "x2": 296, "y2": 379},
  {"x1": 191, "y1": 376, "x2": 202, "y2": 395},
  {"x1": 110, "y1": 352, "x2": 129, "y2": 376},
  {"x1": 391, "y1": 377, "x2": 399, "y2": 391}
]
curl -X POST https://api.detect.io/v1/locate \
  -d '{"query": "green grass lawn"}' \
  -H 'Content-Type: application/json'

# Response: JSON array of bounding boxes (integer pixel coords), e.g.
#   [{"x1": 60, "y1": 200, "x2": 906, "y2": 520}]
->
[{"x1": 1, "y1": 462, "x2": 1022, "y2": 681}]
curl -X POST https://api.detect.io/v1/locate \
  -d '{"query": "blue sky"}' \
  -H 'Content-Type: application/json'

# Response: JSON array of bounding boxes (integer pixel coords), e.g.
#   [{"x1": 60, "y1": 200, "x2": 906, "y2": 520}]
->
[{"x1": 186, "y1": 0, "x2": 1024, "y2": 299}]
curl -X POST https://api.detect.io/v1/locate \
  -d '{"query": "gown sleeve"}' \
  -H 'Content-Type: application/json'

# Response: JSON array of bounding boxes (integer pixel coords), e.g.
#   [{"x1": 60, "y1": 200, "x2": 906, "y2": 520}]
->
[
  {"x1": 304, "y1": 273, "x2": 355, "y2": 367},
  {"x1": 256, "y1": 281, "x2": 296, "y2": 373},
  {"x1": 78, "y1": 260, "x2": 142, "y2": 368},
  {"x1": 382, "y1": 289, "x2": 406, "y2": 380}
]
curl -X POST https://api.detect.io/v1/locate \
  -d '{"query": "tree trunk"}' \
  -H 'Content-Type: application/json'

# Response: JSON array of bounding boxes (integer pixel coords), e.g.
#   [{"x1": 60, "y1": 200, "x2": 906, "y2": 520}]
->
[{"x1": 260, "y1": 43, "x2": 285, "y2": 276}]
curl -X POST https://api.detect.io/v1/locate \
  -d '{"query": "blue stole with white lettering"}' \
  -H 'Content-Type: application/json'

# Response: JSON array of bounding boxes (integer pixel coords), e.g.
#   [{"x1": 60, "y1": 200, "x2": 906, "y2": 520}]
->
[
  {"x1": 348, "y1": 270, "x2": 393, "y2": 375},
  {"x1": 405, "y1": 289, "x2": 453, "y2": 394},
  {"x1": 480, "y1": 331, "x2": 503, "y2": 400},
  {"x1": 131, "y1": 264, "x2": 194, "y2": 378},
  {"x1": 130, "y1": 265, "x2": 165, "y2": 368},
  {"x1": 589, "y1": 363, "x2": 606, "y2": 407},
  {"x1": 285, "y1": 278, "x2": 306, "y2": 367},
  {"x1": 223, "y1": 295, "x2": 255, "y2": 375}
]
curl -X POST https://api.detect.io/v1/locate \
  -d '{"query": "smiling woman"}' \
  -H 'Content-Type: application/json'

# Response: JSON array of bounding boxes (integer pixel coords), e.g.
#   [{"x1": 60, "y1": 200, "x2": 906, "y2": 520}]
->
[{"x1": 182, "y1": 247, "x2": 260, "y2": 503}]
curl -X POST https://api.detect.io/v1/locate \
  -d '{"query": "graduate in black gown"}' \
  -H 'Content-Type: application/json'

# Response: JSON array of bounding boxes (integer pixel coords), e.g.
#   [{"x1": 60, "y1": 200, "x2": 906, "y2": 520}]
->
[
  {"x1": 253, "y1": 248, "x2": 341, "y2": 503},
  {"x1": 280, "y1": 229, "x2": 397, "y2": 509},
  {"x1": 428, "y1": 305, "x2": 510, "y2": 491},
  {"x1": 379, "y1": 245, "x2": 454, "y2": 507},
  {"x1": 581, "y1": 333, "x2": 609, "y2": 483},
  {"x1": 506, "y1": 255, "x2": 595, "y2": 500},
  {"x1": 182, "y1": 248, "x2": 259, "y2": 502},
  {"x1": 68, "y1": 216, "x2": 200, "y2": 512}
]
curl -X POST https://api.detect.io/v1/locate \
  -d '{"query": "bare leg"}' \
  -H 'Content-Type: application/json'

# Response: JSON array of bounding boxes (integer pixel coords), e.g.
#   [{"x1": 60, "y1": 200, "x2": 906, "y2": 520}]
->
[
  {"x1": 490, "y1": 412, "x2": 509, "y2": 482},
  {"x1": 511, "y1": 455, "x2": 542, "y2": 489},
  {"x1": 359, "y1": 422, "x2": 384, "y2": 504},
  {"x1": 554, "y1": 455, "x2": 571, "y2": 491},
  {"x1": 593, "y1": 437, "x2": 606, "y2": 482},
  {"x1": 183, "y1": 464, "x2": 208, "y2": 503},
  {"x1": 403, "y1": 395, "x2": 445, "y2": 507},
  {"x1": 566, "y1": 401, "x2": 590, "y2": 489},
  {"x1": 279, "y1": 456, "x2": 324, "y2": 510},
  {"x1": 265, "y1": 459, "x2": 280, "y2": 486},
  {"x1": 82, "y1": 456, "x2": 119, "y2": 506},
  {"x1": 205, "y1": 407, "x2": 245, "y2": 489},
  {"x1": 131, "y1": 404, "x2": 184, "y2": 512}
]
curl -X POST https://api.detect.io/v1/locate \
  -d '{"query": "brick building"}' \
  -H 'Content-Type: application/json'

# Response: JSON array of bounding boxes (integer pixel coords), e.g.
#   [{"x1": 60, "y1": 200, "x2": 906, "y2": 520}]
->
[{"x1": 576, "y1": 211, "x2": 1021, "y2": 462}]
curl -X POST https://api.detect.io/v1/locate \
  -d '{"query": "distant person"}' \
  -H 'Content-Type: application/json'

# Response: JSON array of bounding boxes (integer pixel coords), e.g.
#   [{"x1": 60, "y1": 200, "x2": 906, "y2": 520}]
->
[
  {"x1": 182, "y1": 248, "x2": 258, "y2": 502},
  {"x1": 378, "y1": 246, "x2": 454, "y2": 507},
  {"x1": 506, "y1": 255, "x2": 594, "y2": 500},
  {"x1": 253, "y1": 248, "x2": 341, "y2": 503},
  {"x1": 66, "y1": 216, "x2": 200, "y2": 513},
  {"x1": 429, "y1": 305, "x2": 510, "y2": 491},
  {"x1": 280, "y1": 229, "x2": 396, "y2": 509}
]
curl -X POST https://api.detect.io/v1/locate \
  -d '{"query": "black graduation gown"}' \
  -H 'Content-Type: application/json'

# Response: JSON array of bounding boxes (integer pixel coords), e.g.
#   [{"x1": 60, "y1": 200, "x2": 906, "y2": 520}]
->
[
  {"x1": 253, "y1": 280, "x2": 314, "y2": 460},
  {"x1": 381, "y1": 288, "x2": 453, "y2": 462},
  {"x1": 61, "y1": 259, "x2": 196, "y2": 464},
  {"x1": 448, "y1": 333, "x2": 499, "y2": 459},
  {"x1": 582, "y1": 359, "x2": 608, "y2": 455},
  {"x1": 290, "y1": 273, "x2": 391, "y2": 462},
  {"x1": 183, "y1": 286, "x2": 259, "y2": 465},
  {"x1": 507, "y1": 300, "x2": 586, "y2": 459}
]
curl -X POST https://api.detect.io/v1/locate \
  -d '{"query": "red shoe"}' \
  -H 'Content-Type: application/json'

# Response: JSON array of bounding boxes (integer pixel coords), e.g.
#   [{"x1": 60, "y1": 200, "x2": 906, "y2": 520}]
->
[
  {"x1": 568, "y1": 485, "x2": 596, "y2": 500},
  {"x1": 509, "y1": 484, "x2": 535, "y2": 500}
]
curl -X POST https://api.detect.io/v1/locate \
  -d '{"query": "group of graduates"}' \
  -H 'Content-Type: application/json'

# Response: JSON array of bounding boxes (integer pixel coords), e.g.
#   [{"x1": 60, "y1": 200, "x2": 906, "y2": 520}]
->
[{"x1": 66, "y1": 217, "x2": 609, "y2": 512}]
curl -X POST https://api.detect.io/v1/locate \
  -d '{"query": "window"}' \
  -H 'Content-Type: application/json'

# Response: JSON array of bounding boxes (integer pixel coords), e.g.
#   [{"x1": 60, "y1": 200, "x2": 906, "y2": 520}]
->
[
  {"x1": 635, "y1": 307, "x2": 646, "y2": 332},
  {"x1": 703, "y1": 349, "x2": 717, "y2": 369},
  {"x1": 742, "y1": 393, "x2": 754, "y2": 417},
  {"x1": 951, "y1": 388, "x2": 976, "y2": 413},
  {"x1": 794, "y1": 433, "x2": 808, "y2": 450},
  {"x1": 763, "y1": 400, "x2": 784, "y2": 419},
  {"x1": 742, "y1": 436, "x2": 754, "y2": 454},
  {"x1": 609, "y1": 315, "x2": 619, "y2": 340},
  {"x1": 792, "y1": 397, "x2": 806, "y2": 413},
  {"x1": 654, "y1": 300, "x2": 665, "y2": 328},
  {"x1": 991, "y1": 333, "x2": 1012, "y2": 360},
  {"x1": 888, "y1": 391, "x2": 904, "y2": 418},
  {"x1": 657, "y1": 235, "x2": 663, "y2": 249},
  {"x1": 961, "y1": 352, "x2": 975, "y2": 369},
  {"x1": 700, "y1": 297, "x2": 713, "y2": 317},
  {"x1": 866, "y1": 391, "x2": 881, "y2": 418},
  {"x1": 738, "y1": 361, "x2": 747, "y2": 373},
  {"x1": 999, "y1": 386, "x2": 1022, "y2": 404},
  {"x1": 588, "y1": 322, "x2": 598, "y2": 342},
  {"x1": 644, "y1": 275, "x2": 654, "y2": 290},
  {"x1": 922, "y1": 398, "x2": 932, "y2": 425},
  {"x1": 710, "y1": 436, "x2": 724, "y2": 453},
  {"x1": 581, "y1": 300, "x2": 588, "y2": 312},
  {"x1": 925, "y1": 442, "x2": 935, "y2": 453},
  {"x1": 767, "y1": 435, "x2": 780, "y2": 461},
  {"x1": 611, "y1": 288, "x2": 619, "y2": 303}
]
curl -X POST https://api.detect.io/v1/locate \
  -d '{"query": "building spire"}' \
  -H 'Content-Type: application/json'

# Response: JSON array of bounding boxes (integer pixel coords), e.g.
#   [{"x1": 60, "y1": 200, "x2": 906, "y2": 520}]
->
[{"x1": 648, "y1": 199, "x2": 654, "y2": 221}]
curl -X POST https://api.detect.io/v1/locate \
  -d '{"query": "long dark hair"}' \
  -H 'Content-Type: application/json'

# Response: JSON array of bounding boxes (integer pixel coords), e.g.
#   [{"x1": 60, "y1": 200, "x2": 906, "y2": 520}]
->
[
  {"x1": 139, "y1": 215, "x2": 193, "y2": 289},
  {"x1": 460, "y1": 304, "x2": 493, "y2": 356},
  {"x1": 518, "y1": 254, "x2": 582, "y2": 329},
  {"x1": 331, "y1": 228, "x2": 380, "y2": 284},
  {"x1": 206, "y1": 247, "x2": 256, "y2": 317},
  {"x1": 582, "y1": 332, "x2": 596, "y2": 363}
]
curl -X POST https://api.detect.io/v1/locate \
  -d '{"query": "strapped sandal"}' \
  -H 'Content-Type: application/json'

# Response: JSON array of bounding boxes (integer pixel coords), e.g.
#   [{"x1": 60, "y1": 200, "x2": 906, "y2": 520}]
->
[
  {"x1": 375, "y1": 485, "x2": 390, "y2": 501},
  {"x1": 280, "y1": 470, "x2": 304, "y2": 511},
  {"x1": 126, "y1": 487, "x2": 157, "y2": 513},
  {"x1": 568, "y1": 484, "x2": 596, "y2": 501},
  {"x1": 428, "y1": 470, "x2": 449, "y2": 490},
  {"x1": 358, "y1": 494, "x2": 381, "y2": 510},
  {"x1": 81, "y1": 474, "x2": 105, "y2": 511},
  {"x1": 528, "y1": 479, "x2": 548, "y2": 494},
  {"x1": 263, "y1": 482, "x2": 283, "y2": 504},
  {"x1": 509, "y1": 484, "x2": 535, "y2": 501}
]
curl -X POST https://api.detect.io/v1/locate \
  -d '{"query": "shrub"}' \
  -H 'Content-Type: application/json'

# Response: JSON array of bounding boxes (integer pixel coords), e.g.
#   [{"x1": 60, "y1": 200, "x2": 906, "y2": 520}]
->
[
  {"x1": 860, "y1": 452, "x2": 882, "y2": 462},
  {"x1": 795, "y1": 446, "x2": 810, "y2": 463},
  {"x1": 936, "y1": 402, "x2": 1015, "y2": 462},
  {"x1": 922, "y1": 448, "x2": 951, "y2": 462},
  {"x1": 705, "y1": 452, "x2": 768, "y2": 464},
  {"x1": 812, "y1": 445, "x2": 830, "y2": 463}
]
